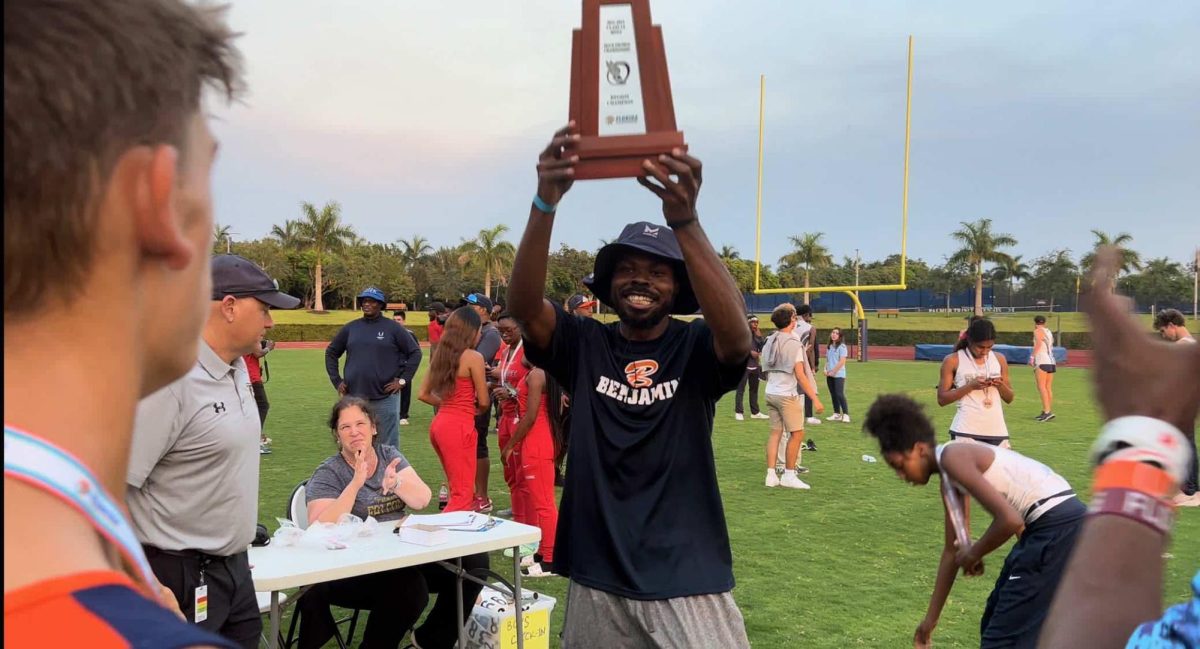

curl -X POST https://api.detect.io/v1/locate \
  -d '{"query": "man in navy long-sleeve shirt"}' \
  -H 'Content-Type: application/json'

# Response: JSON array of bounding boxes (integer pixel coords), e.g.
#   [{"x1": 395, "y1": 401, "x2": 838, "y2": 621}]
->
[{"x1": 325, "y1": 287, "x2": 421, "y2": 448}]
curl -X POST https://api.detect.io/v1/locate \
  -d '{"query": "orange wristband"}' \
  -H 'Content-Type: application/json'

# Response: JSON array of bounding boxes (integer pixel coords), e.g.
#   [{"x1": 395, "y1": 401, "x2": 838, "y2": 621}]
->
[{"x1": 1092, "y1": 460, "x2": 1176, "y2": 500}]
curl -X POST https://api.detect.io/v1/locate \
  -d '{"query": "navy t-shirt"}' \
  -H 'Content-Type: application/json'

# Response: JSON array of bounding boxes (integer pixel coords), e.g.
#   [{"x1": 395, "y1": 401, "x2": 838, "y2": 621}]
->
[{"x1": 524, "y1": 304, "x2": 745, "y2": 600}]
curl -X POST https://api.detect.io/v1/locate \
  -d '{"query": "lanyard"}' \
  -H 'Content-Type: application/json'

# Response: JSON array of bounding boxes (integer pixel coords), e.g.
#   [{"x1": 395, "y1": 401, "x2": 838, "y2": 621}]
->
[
  {"x1": 3, "y1": 425, "x2": 160, "y2": 597},
  {"x1": 499, "y1": 340, "x2": 523, "y2": 390}
]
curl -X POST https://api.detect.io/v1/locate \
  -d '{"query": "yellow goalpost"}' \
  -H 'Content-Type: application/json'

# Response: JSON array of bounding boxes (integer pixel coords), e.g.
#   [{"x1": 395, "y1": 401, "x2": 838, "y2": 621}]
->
[{"x1": 752, "y1": 36, "x2": 915, "y2": 359}]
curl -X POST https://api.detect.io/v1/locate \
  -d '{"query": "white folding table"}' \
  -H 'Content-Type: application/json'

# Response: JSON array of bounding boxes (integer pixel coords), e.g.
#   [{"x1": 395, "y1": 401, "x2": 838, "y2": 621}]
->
[{"x1": 250, "y1": 517, "x2": 541, "y2": 649}]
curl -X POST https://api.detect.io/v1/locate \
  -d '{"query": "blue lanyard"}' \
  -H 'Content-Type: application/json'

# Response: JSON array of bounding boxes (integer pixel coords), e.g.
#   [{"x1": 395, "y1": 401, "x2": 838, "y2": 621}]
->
[{"x1": 4, "y1": 425, "x2": 159, "y2": 596}]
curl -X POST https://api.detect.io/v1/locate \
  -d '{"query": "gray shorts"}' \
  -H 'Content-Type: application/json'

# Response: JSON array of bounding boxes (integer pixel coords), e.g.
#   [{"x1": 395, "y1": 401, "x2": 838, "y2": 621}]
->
[{"x1": 561, "y1": 581, "x2": 750, "y2": 649}]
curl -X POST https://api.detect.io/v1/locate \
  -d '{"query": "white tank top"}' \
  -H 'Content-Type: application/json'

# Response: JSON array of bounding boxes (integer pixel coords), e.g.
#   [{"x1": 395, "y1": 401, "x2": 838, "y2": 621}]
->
[
  {"x1": 936, "y1": 441, "x2": 1074, "y2": 524},
  {"x1": 1034, "y1": 328, "x2": 1055, "y2": 366},
  {"x1": 949, "y1": 349, "x2": 1009, "y2": 440}
]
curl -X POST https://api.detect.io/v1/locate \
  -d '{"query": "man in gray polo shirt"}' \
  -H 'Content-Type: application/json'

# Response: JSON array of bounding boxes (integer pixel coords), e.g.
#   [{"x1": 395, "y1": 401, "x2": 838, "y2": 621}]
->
[{"x1": 127, "y1": 255, "x2": 299, "y2": 648}]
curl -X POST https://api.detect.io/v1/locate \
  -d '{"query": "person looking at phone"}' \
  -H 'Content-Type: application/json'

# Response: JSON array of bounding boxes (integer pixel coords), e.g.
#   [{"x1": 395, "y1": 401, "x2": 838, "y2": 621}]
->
[{"x1": 938, "y1": 318, "x2": 1015, "y2": 448}]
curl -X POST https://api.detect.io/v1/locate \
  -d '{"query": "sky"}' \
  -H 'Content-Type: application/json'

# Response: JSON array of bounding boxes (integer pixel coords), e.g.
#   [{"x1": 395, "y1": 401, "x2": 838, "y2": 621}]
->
[{"x1": 210, "y1": 0, "x2": 1200, "y2": 272}]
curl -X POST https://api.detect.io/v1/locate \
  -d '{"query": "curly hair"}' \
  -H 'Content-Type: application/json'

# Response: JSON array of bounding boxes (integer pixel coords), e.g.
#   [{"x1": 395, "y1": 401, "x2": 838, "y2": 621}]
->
[{"x1": 863, "y1": 394, "x2": 936, "y2": 454}]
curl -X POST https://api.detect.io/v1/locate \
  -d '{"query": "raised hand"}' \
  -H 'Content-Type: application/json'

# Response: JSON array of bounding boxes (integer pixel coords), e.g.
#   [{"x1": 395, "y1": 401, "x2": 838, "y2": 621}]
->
[
  {"x1": 351, "y1": 449, "x2": 371, "y2": 489},
  {"x1": 637, "y1": 149, "x2": 703, "y2": 227},
  {"x1": 1085, "y1": 247, "x2": 1200, "y2": 435},
  {"x1": 381, "y1": 458, "x2": 402, "y2": 495},
  {"x1": 536, "y1": 122, "x2": 580, "y2": 207}
]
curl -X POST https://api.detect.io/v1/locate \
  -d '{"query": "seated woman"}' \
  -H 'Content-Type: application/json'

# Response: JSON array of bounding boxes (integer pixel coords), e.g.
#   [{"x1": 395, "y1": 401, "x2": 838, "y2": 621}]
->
[{"x1": 297, "y1": 395, "x2": 488, "y2": 649}]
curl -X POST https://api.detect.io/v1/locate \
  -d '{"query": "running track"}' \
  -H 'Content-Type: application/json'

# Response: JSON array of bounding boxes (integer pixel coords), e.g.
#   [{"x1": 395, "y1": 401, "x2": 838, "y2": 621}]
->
[{"x1": 277, "y1": 341, "x2": 1094, "y2": 368}]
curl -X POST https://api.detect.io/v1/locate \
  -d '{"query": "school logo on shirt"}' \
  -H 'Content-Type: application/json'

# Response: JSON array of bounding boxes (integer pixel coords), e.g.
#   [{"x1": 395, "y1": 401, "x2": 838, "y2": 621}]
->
[
  {"x1": 595, "y1": 359, "x2": 679, "y2": 406},
  {"x1": 624, "y1": 360, "x2": 659, "y2": 388},
  {"x1": 377, "y1": 331, "x2": 385, "y2": 340}
]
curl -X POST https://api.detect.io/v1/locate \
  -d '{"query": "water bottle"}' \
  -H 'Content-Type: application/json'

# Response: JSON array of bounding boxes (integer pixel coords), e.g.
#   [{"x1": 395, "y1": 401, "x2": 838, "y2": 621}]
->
[
  {"x1": 861, "y1": 454, "x2": 877, "y2": 463},
  {"x1": 438, "y1": 484, "x2": 449, "y2": 510}
]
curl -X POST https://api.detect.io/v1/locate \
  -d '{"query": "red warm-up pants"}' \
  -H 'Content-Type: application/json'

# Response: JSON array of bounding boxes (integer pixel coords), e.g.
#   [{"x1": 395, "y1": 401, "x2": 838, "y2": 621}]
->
[
  {"x1": 497, "y1": 411, "x2": 529, "y2": 525},
  {"x1": 429, "y1": 413, "x2": 477, "y2": 512},
  {"x1": 518, "y1": 423, "x2": 558, "y2": 562}
]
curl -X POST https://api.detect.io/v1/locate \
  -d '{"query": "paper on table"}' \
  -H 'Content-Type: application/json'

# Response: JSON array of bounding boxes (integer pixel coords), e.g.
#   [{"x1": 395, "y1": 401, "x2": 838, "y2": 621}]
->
[{"x1": 403, "y1": 512, "x2": 492, "y2": 530}]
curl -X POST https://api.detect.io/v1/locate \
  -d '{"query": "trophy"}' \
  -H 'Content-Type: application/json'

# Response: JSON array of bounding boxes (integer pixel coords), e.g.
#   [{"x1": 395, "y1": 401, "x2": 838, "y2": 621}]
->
[{"x1": 568, "y1": 0, "x2": 686, "y2": 179}]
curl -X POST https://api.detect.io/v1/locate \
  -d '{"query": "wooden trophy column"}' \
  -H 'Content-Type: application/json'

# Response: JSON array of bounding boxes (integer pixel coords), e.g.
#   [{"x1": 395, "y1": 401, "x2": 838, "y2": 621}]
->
[{"x1": 568, "y1": 0, "x2": 686, "y2": 180}]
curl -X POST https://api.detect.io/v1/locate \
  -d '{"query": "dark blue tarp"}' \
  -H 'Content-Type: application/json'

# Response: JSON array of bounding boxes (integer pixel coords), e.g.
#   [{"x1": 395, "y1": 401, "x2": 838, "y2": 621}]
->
[{"x1": 913, "y1": 344, "x2": 1068, "y2": 364}]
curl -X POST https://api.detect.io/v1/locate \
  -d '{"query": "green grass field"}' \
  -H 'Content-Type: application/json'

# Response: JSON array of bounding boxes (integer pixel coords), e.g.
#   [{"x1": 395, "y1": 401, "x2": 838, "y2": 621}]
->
[
  {"x1": 269, "y1": 308, "x2": 1154, "y2": 333},
  {"x1": 258, "y1": 350, "x2": 1197, "y2": 648}
]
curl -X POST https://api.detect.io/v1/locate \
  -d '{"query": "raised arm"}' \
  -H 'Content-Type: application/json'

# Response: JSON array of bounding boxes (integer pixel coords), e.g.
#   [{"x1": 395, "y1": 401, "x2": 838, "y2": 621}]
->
[
  {"x1": 1039, "y1": 247, "x2": 1200, "y2": 648},
  {"x1": 510, "y1": 123, "x2": 581, "y2": 350},
  {"x1": 639, "y1": 151, "x2": 750, "y2": 365}
]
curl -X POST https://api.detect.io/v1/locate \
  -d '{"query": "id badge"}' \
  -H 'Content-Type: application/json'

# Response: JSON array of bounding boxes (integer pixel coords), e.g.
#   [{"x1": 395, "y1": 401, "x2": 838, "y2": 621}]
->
[{"x1": 194, "y1": 584, "x2": 209, "y2": 623}]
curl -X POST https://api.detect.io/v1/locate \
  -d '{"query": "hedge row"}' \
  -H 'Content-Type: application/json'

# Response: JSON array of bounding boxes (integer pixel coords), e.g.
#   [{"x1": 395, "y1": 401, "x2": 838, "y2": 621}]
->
[
  {"x1": 271, "y1": 324, "x2": 430, "y2": 343},
  {"x1": 270, "y1": 323, "x2": 1092, "y2": 350},
  {"x1": 757, "y1": 327, "x2": 1092, "y2": 350}
]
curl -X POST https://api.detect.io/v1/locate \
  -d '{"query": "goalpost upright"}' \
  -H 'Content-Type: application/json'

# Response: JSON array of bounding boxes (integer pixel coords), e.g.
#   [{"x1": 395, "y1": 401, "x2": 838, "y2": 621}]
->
[{"x1": 752, "y1": 36, "x2": 915, "y2": 362}]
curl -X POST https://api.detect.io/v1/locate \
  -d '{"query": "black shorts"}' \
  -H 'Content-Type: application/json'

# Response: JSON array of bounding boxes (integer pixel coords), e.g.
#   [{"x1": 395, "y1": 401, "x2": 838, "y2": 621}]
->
[
  {"x1": 979, "y1": 499, "x2": 1084, "y2": 647},
  {"x1": 949, "y1": 431, "x2": 1010, "y2": 448},
  {"x1": 475, "y1": 409, "x2": 490, "y2": 459},
  {"x1": 1037, "y1": 364, "x2": 1057, "y2": 374}
]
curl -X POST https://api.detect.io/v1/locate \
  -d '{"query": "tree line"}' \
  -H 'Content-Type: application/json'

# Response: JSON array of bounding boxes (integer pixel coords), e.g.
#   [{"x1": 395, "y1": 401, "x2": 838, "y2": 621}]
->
[{"x1": 214, "y1": 202, "x2": 1195, "y2": 315}]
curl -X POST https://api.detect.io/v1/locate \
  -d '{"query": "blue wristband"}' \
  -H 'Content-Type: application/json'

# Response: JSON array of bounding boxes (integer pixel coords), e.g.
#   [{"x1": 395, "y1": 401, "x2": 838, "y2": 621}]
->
[{"x1": 532, "y1": 194, "x2": 557, "y2": 213}]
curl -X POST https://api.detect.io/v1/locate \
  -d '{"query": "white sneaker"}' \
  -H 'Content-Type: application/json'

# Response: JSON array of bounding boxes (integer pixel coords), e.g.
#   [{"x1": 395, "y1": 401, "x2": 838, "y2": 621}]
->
[
  {"x1": 765, "y1": 470, "x2": 780, "y2": 488},
  {"x1": 520, "y1": 554, "x2": 536, "y2": 568},
  {"x1": 806, "y1": 417, "x2": 822, "y2": 425},
  {"x1": 826, "y1": 414, "x2": 842, "y2": 422},
  {"x1": 735, "y1": 413, "x2": 745, "y2": 421},
  {"x1": 840, "y1": 415, "x2": 851, "y2": 424},
  {"x1": 1173, "y1": 493, "x2": 1200, "y2": 508},
  {"x1": 780, "y1": 473, "x2": 811, "y2": 490},
  {"x1": 751, "y1": 413, "x2": 770, "y2": 420},
  {"x1": 399, "y1": 418, "x2": 410, "y2": 426}
]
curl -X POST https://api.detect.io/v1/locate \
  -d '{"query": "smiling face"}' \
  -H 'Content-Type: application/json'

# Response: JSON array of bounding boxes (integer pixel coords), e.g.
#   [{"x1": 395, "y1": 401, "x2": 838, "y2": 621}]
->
[
  {"x1": 610, "y1": 251, "x2": 677, "y2": 330},
  {"x1": 335, "y1": 404, "x2": 376, "y2": 454},
  {"x1": 883, "y1": 443, "x2": 936, "y2": 485}
]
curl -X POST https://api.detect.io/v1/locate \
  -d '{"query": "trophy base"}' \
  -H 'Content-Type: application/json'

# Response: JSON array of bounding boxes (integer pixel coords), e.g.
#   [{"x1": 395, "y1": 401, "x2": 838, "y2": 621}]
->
[{"x1": 569, "y1": 132, "x2": 687, "y2": 180}]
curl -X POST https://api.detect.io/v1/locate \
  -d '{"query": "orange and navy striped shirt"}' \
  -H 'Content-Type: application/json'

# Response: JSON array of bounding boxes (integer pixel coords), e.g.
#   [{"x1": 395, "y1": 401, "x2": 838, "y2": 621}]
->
[{"x1": 5, "y1": 570, "x2": 235, "y2": 648}]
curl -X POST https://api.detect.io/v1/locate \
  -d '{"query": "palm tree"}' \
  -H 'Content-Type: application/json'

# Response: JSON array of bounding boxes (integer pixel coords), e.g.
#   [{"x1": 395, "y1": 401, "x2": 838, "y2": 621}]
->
[
  {"x1": 779, "y1": 233, "x2": 833, "y2": 304},
  {"x1": 397, "y1": 235, "x2": 433, "y2": 269},
  {"x1": 991, "y1": 255, "x2": 1030, "y2": 308},
  {"x1": 459, "y1": 225, "x2": 516, "y2": 299},
  {"x1": 719, "y1": 245, "x2": 741, "y2": 262},
  {"x1": 1080, "y1": 230, "x2": 1142, "y2": 290},
  {"x1": 270, "y1": 219, "x2": 304, "y2": 249},
  {"x1": 947, "y1": 219, "x2": 1017, "y2": 316},
  {"x1": 213, "y1": 223, "x2": 232, "y2": 254},
  {"x1": 295, "y1": 201, "x2": 356, "y2": 312}
]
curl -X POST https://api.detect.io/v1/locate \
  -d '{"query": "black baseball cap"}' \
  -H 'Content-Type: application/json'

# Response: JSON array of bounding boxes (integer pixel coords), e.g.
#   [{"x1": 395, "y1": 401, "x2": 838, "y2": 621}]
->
[
  {"x1": 429, "y1": 301, "x2": 448, "y2": 313},
  {"x1": 465, "y1": 293, "x2": 494, "y2": 311},
  {"x1": 211, "y1": 255, "x2": 301, "y2": 309},
  {"x1": 591, "y1": 222, "x2": 698, "y2": 314}
]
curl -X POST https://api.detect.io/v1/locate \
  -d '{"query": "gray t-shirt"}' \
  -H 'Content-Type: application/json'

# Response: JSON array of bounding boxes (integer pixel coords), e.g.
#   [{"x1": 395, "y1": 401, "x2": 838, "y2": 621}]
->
[
  {"x1": 306, "y1": 444, "x2": 412, "y2": 522},
  {"x1": 127, "y1": 341, "x2": 261, "y2": 556}
]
